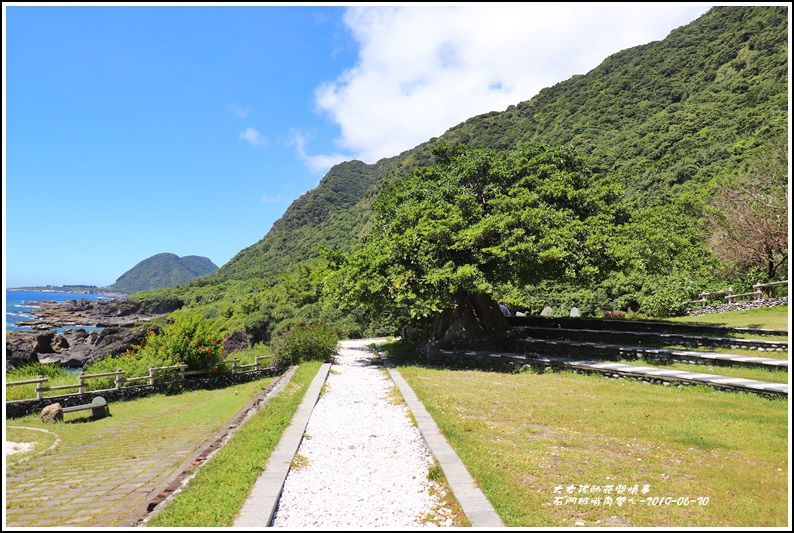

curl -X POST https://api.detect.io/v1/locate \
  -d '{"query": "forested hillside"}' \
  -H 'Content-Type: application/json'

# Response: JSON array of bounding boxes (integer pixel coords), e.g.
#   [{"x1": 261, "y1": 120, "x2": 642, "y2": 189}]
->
[
  {"x1": 108, "y1": 253, "x2": 218, "y2": 293},
  {"x1": 216, "y1": 5, "x2": 787, "y2": 283},
  {"x1": 132, "y1": 5, "x2": 788, "y2": 345}
]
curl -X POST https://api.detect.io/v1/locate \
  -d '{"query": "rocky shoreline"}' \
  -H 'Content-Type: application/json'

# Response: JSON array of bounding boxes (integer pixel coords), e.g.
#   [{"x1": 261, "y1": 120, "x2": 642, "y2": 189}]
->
[{"x1": 5, "y1": 298, "x2": 181, "y2": 370}]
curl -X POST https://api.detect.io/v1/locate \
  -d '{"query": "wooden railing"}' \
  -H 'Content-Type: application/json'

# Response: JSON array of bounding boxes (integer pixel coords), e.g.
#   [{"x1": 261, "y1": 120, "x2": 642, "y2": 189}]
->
[
  {"x1": 686, "y1": 289, "x2": 734, "y2": 307},
  {"x1": 6, "y1": 355, "x2": 275, "y2": 402},
  {"x1": 726, "y1": 280, "x2": 789, "y2": 303},
  {"x1": 686, "y1": 280, "x2": 788, "y2": 307}
]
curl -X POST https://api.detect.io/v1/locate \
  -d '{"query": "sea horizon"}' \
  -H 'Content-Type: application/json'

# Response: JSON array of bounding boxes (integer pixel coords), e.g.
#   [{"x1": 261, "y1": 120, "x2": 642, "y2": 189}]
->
[{"x1": 5, "y1": 289, "x2": 118, "y2": 333}]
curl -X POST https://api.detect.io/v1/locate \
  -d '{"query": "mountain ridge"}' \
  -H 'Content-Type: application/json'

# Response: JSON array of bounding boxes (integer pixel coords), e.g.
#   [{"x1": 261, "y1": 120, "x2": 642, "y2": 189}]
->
[{"x1": 109, "y1": 253, "x2": 218, "y2": 294}]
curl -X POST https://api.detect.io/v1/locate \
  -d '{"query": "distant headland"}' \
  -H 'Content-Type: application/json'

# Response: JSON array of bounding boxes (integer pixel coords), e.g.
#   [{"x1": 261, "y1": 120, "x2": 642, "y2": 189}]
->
[{"x1": 7, "y1": 285, "x2": 126, "y2": 298}]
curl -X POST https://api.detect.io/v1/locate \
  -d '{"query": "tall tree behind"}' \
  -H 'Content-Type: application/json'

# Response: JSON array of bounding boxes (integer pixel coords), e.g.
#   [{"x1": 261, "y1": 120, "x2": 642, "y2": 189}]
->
[{"x1": 707, "y1": 137, "x2": 788, "y2": 280}]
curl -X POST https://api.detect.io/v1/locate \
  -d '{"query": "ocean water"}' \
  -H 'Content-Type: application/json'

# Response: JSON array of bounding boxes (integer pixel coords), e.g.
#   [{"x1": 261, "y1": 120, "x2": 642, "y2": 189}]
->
[{"x1": 5, "y1": 290, "x2": 114, "y2": 333}]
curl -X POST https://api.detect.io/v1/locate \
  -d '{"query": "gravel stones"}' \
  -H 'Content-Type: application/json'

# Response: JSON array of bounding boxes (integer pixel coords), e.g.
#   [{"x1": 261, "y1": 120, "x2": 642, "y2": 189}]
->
[{"x1": 271, "y1": 339, "x2": 452, "y2": 528}]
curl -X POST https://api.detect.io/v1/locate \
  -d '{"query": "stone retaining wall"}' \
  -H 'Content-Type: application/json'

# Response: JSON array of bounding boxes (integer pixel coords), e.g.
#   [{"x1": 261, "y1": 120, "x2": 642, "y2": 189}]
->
[
  {"x1": 5, "y1": 367, "x2": 279, "y2": 419},
  {"x1": 685, "y1": 296, "x2": 788, "y2": 316}
]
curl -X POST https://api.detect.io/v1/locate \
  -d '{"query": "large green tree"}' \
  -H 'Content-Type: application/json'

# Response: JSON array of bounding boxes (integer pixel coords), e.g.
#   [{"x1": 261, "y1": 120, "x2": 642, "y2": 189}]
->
[{"x1": 325, "y1": 143, "x2": 630, "y2": 348}]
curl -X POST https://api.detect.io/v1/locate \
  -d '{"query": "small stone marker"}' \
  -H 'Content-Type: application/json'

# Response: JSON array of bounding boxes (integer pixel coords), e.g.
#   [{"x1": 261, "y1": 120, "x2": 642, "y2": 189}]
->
[
  {"x1": 570, "y1": 307, "x2": 581, "y2": 318},
  {"x1": 540, "y1": 306, "x2": 554, "y2": 317},
  {"x1": 41, "y1": 403, "x2": 63, "y2": 424}
]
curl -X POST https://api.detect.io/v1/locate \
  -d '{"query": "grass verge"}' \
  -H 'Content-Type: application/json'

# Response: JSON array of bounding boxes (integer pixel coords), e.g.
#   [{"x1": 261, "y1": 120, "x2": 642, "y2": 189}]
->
[
  {"x1": 146, "y1": 361, "x2": 323, "y2": 527},
  {"x1": 664, "y1": 306, "x2": 789, "y2": 332},
  {"x1": 383, "y1": 341, "x2": 788, "y2": 527}
]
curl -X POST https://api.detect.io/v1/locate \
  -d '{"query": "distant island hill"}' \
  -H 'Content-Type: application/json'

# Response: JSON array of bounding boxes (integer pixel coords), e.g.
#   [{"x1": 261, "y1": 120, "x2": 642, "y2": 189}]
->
[{"x1": 12, "y1": 253, "x2": 219, "y2": 295}]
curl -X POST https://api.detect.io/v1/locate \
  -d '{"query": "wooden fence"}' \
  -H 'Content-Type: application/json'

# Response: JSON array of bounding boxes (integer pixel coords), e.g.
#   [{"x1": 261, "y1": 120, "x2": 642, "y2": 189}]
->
[
  {"x1": 686, "y1": 280, "x2": 788, "y2": 307},
  {"x1": 6, "y1": 355, "x2": 275, "y2": 402}
]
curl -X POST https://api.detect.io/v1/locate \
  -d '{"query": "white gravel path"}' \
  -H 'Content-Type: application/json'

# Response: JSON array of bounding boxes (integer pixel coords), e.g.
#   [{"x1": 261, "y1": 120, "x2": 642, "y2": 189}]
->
[{"x1": 271, "y1": 339, "x2": 453, "y2": 528}]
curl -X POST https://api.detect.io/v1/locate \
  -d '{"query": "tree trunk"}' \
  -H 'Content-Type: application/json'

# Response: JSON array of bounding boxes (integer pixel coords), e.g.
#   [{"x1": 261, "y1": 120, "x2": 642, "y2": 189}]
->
[{"x1": 421, "y1": 292, "x2": 509, "y2": 351}]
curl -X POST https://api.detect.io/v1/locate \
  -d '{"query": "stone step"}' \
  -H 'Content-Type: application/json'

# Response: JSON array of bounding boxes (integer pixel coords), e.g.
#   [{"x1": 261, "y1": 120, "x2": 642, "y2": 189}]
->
[
  {"x1": 508, "y1": 338, "x2": 788, "y2": 370},
  {"x1": 512, "y1": 326, "x2": 788, "y2": 352},
  {"x1": 430, "y1": 349, "x2": 788, "y2": 398},
  {"x1": 507, "y1": 316, "x2": 788, "y2": 337}
]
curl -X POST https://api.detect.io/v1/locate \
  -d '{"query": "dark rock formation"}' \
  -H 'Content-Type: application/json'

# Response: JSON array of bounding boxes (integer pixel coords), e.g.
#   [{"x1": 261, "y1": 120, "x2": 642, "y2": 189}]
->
[
  {"x1": 6, "y1": 333, "x2": 38, "y2": 369},
  {"x1": 6, "y1": 298, "x2": 175, "y2": 370},
  {"x1": 222, "y1": 330, "x2": 251, "y2": 356},
  {"x1": 7, "y1": 325, "x2": 153, "y2": 370}
]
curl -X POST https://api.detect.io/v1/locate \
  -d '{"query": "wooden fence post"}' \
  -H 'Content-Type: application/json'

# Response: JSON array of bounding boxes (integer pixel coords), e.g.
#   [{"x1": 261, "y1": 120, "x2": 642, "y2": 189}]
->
[
  {"x1": 115, "y1": 369, "x2": 124, "y2": 390},
  {"x1": 35, "y1": 375, "x2": 45, "y2": 400},
  {"x1": 179, "y1": 363, "x2": 186, "y2": 381},
  {"x1": 78, "y1": 372, "x2": 85, "y2": 395},
  {"x1": 149, "y1": 366, "x2": 156, "y2": 386}
]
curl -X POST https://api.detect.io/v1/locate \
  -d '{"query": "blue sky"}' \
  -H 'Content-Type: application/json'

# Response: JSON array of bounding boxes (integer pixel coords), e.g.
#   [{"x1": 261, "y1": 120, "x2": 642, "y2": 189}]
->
[{"x1": 3, "y1": 3, "x2": 715, "y2": 288}]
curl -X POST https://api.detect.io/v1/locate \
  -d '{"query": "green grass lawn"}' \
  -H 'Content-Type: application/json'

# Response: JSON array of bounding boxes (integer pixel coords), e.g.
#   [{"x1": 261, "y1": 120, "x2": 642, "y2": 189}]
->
[
  {"x1": 666, "y1": 306, "x2": 790, "y2": 332},
  {"x1": 384, "y1": 342, "x2": 788, "y2": 527}
]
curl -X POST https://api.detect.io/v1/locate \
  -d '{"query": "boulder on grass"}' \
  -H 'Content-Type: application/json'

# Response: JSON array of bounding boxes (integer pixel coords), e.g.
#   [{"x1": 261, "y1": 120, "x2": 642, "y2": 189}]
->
[{"x1": 41, "y1": 403, "x2": 63, "y2": 424}]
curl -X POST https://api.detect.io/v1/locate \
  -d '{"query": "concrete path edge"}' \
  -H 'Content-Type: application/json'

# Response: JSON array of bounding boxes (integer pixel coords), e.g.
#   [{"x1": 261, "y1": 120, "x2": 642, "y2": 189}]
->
[
  {"x1": 233, "y1": 361, "x2": 332, "y2": 527},
  {"x1": 378, "y1": 346, "x2": 505, "y2": 528}
]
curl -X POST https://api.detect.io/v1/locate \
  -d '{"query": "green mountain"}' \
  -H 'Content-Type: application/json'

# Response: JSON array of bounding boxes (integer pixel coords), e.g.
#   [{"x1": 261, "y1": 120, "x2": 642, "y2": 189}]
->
[
  {"x1": 215, "y1": 5, "x2": 787, "y2": 284},
  {"x1": 135, "y1": 5, "x2": 787, "y2": 337},
  {"x1": 109, "y1": 253, "x2": 219, "y2": 294}
]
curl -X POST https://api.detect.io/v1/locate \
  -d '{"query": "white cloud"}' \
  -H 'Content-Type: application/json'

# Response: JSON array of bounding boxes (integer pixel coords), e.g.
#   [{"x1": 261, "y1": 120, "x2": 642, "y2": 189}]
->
[
  {"x1": 310, "y1": 4, "x2": 712, "y2": 165},
  {"x1": 239, "y1": 127, "x2": 269, "y2": 147},
  {"x1": 288, "y1": 129, "x2": 349, "y2": 175},
  {"x1": 261, "y1": 194, "x2": 285, "y2": 204},
  {"x1": 228, "y1": 104, "x2": 249, "y2": 118}
]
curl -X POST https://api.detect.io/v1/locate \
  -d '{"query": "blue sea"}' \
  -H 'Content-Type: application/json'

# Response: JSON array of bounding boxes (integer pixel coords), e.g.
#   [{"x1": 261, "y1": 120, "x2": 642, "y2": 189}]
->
[{"x1": 5, "y1": 290, "x2": 115, "y2": 333}]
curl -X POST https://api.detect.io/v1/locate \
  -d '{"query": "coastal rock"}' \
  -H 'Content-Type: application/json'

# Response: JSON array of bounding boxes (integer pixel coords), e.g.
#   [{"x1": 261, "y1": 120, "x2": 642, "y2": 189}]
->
[
  {"x1": 6, "y1": 298, "x2": 172, "y2": 370},
  {"x1": 12, "y1": 298, "x2": 180, "y2": 330},
  {"x1": 5, "y1": 333, "x2": 39, "y2": 369}
]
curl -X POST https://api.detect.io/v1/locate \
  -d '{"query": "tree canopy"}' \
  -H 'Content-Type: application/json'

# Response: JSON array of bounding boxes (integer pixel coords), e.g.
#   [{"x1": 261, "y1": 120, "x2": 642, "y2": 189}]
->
[{"x1": 324, "y1": 144, "x2": 636, "y2": 342}]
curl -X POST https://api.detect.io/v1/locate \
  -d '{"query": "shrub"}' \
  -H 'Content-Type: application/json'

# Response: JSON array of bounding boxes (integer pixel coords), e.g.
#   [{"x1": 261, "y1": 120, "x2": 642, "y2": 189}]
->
[
  {"x1": 270, "y1": 323, "x2": 338, "y2": 371},
  {"x1": 85, "y1": 312, "x2": 227, "y2": 387}
]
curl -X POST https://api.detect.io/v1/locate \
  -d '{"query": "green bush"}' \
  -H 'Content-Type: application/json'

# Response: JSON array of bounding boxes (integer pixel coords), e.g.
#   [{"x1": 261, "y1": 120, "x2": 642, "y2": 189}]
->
[
  {"x1": 270, "y1": 323, "x2": 338, "y2": 371},
  {"x1": 85, "y1": 312, "x2": 228, "y2": 388}
]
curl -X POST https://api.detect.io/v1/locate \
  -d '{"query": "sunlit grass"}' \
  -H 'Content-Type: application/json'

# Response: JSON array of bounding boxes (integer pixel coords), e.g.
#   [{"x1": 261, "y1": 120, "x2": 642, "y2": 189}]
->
[
  {"x1": 662, "y1": 344, "x2": 788, "y2": 361},
  {"x1": 664, "y1": 306, "x2": 789, "y2": 332},
  {"x1": 146, "y1": 361, "x2": 322, "y2": 527},
  {"x1": 384, "y1": 341, "x2": 788, "y2": 527},
  {"x1": 5, "y1": 426, "x2": 60, "y2": 465}
]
